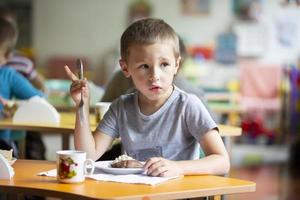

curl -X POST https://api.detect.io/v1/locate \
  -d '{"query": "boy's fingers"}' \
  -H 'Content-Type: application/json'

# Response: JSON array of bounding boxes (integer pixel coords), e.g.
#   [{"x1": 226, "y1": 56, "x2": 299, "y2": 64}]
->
[{"x1": 64, "y1": 65, "x2": 78, "y2": 81}]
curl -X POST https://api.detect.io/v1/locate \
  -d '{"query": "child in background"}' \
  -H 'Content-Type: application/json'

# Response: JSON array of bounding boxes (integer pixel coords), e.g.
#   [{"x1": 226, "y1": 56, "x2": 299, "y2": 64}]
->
[
  {"x1": 65, "y1": 18, "x2": 229, "y2": 177},
  {"x1": 0, "y1": 6, "x2": 46, "y2": 160},
  {"x1": 0, "y1": 6, "x2": 45, "y2": 92},
  {"x1": 0, "y1": 18, "x2": 43, "y2": 155}
]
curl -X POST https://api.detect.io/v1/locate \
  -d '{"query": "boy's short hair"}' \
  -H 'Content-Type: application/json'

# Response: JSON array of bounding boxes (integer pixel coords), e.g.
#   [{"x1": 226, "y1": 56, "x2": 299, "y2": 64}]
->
[
  {"x1": 0, "y1": 18, "x2": 17, "y2": 56},
  {"x1": 120, "y1": 18, "x2": 179, "y2": 61}
]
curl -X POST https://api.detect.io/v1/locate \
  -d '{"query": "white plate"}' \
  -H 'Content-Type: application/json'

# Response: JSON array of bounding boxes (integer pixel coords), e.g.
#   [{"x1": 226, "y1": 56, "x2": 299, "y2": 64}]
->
[
  {"x1": 95, "y1": 161, "x2": 144, "y2": 175},
  {"x1": 8, "y1": 158, "x2": 17, "y2": 165}
]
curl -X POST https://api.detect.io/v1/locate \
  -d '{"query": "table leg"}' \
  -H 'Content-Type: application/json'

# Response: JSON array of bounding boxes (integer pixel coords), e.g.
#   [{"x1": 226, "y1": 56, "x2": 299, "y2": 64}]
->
[
  {"x1": 18, "y1": 138, "x2": 26, "y2": 159},
  {"x1": 62, "y1": 135, "x2": 69, "y2": 150},
  {"x1": 212, "y1": 196, "x2": 221, "y2": 200}
]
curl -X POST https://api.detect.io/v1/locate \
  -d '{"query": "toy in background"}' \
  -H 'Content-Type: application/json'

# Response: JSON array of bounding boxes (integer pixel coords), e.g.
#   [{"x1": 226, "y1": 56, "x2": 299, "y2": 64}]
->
[
  {"x1": 241, "y1": 113, "x2": 276, "y2": 144},
  {"x1": 180, "y1": 44, "x2": 214, "y2": 86},
  {"x1": 215, "y1": 32, "x2": 237, "y2": 65},
  {"x1": 239, "y1": 61, "x2": 283, "y2": 144}
]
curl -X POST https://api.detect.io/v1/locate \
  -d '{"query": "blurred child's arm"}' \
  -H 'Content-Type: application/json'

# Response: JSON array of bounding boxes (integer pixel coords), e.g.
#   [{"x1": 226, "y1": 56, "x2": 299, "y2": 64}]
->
[
  {"x1": 64, "y1": 65, "x2": 114, "y2": 160},
  {"x1": 144, "y1": 129, "x2": 230, "y2": 177}
]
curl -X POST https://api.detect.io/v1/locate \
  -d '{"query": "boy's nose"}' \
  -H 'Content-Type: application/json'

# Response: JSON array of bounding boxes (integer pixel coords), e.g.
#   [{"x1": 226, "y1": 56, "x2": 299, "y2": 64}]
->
[
  {"x1": 149, "y1": 68, "x2": 160, "y2": 81},
  {"x1": 149, "y1": 76, "x2": 159, "y2": 82}
]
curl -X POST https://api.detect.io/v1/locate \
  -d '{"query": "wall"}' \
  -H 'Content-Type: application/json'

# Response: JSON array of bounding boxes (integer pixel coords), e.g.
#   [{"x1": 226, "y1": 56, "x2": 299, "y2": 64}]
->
[{"x1": 33, "y1": 0, "x2": 232, "y2": 84}]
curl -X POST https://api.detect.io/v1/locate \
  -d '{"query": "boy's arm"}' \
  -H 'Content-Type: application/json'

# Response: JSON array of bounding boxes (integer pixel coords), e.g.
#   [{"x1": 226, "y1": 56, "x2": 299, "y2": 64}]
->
[
  {"x1": 196, "y1": 129, "x2": 230, "y2": 174},
  {"x1": 31, "y1": 73, "x2": 46, "y2": 92},
  {"x1": 65, "y1": 65, "x2": 114, "y2": 160},
  {"x1": 74, "y1": 105, "x2": 114, "y2": 160},
  {"x1": 144, "y1": 129, "x2": 230, "y2": 177},
  {"x1": 10, "y1": 69, "x2": 44, "y2": 99}
]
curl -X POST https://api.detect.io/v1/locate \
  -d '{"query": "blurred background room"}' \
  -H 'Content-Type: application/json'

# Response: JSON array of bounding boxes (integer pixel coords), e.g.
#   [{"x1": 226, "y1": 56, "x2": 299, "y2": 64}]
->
[{"x1": 1, "y1": 0, "x2": 300, "y2": 199}]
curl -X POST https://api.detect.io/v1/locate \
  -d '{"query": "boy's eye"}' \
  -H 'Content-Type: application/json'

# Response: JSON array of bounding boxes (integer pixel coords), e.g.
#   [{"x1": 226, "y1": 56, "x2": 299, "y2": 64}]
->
[
  {"x1": 138, "y1": 64, "x2": 149, "y2": 69},
  {"x1": 161, "y1": 62, "x2": 170, "y2": 67}
]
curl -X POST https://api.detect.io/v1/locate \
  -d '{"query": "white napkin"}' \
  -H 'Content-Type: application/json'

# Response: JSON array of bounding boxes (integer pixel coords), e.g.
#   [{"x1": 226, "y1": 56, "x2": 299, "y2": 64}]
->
[
  {"x1": 37, "y1": 169, "x2": 56, "y2": 177},
  {"x1": 86, "y1": 173, "x2": 180, "y2": 185},
  {"x1": 37, "y1": 169, "x2": 181, "y2": 185}
]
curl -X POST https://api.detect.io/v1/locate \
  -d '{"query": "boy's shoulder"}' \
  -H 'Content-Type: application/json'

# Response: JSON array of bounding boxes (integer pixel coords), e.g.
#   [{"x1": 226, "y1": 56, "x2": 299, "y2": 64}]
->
[
  {"x1": 110, "y1": 91, "x2": 136, "y2": 107},
  {"x1": 174, "y1": 86, "x2": 201, "y2": 103},
  {"x1": 119, "y1": 91, "x2": 136, "y2": 101}
]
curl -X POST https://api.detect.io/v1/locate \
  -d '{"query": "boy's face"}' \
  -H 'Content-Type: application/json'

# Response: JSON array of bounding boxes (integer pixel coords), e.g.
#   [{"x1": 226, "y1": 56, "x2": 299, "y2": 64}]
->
[{"x1": 120, "y1": 42, "x2": 180, "y2": 102}]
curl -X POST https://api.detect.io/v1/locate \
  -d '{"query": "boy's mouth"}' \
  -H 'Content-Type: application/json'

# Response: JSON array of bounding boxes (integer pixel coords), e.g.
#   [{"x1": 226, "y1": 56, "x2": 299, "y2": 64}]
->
[{"x1": 149, "y1": 86, "x2": 161, "y2": 92}]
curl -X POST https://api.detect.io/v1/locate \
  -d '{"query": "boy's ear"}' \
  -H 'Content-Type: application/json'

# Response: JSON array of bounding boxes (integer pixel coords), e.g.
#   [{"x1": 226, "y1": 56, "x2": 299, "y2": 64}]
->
[
  {"x1": 119, "y1": 59, "x2": 130, "y2": 78},
  {"x1": 174, "y1": 56, "x2": 181, "y2": 75}
]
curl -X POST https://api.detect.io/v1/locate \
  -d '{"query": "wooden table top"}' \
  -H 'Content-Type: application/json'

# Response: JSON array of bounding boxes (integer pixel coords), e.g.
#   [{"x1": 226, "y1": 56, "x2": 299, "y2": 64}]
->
[
  {"x1": 0, "y1": 160, "x2": 255, "y2": 200},
  {"x1": 0, "y1": 112, "x2": 242, "y2": 137},
  {"x1": 0, "y1": 112, "x2": 97, "y2": 134}
]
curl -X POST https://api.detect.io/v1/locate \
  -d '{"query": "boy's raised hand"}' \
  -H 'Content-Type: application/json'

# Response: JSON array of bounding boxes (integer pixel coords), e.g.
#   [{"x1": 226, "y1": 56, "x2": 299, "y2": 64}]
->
[{"x1": 64, "y1": 65, "x2": 89, "y2": 107}]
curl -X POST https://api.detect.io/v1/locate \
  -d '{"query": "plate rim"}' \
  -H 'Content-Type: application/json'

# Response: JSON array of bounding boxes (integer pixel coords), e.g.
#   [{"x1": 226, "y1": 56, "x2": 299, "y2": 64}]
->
[{"x1": 95, "y1": 160, "x2": 144, "y2": 174}]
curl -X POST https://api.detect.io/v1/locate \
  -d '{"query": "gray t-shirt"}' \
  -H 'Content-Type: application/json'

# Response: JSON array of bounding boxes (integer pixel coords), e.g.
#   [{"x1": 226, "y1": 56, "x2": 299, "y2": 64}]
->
[{"x1": 97, "y1": 86, "x2": 217, "y2": 161}]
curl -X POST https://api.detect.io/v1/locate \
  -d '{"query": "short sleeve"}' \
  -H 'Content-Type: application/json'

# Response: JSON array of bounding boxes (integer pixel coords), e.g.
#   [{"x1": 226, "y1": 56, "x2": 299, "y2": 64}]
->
[
  {"x1": 9, "y1": 68, "x2": 43, "y2": 99},
  {"x1": 96, "y1": 99, "x2": 120, "y2": 138},
  {"x1": 184, "y1": 95, "x2": 217, "y2": 141}
]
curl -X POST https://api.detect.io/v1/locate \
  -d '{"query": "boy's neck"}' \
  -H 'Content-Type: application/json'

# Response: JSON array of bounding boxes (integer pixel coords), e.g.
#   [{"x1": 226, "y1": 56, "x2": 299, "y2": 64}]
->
[{"x1": 138, "y1": 85, "x2": 174, "y2": 115}]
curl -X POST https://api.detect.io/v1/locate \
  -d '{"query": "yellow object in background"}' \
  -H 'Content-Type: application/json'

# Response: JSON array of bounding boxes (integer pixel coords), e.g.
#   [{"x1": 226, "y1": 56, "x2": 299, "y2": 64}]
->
[
  {"x1": 19, "y1": 47, "x2": 36, "y2": 61},
  {"x1": 227, "y1": 80, "x2": 240, "y2": 93}
]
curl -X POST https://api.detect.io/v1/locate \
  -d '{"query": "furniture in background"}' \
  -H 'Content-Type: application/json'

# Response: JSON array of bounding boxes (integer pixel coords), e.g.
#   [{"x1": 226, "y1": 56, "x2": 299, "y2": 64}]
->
[
  {"x1": 206, "y1": 91, "x2": 244, "y2": 126},
  {"x1": 45, "y1": 79, "x2": 104, "y2": 111},
  {"x1": 0, "y1": 159, "x2": 256, "y2": 200},
  {"x1": 45, "y1": 56, "x2": 90, "y2": 79},
  {"x1": 0, "y1": 112, "x2": 242, "y2": 158}
]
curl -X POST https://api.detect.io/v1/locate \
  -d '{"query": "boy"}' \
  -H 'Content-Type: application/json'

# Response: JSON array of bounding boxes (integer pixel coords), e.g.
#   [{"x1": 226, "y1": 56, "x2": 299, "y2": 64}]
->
[
  {"x1": 65, "y1": 18, "x2": 229, "y2": 177},
  {"x1": 0, "y1": 18, "x2": 43, "y2": 154}
]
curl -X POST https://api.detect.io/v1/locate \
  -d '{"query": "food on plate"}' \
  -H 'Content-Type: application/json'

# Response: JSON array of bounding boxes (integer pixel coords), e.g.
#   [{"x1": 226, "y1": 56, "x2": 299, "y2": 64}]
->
[
  {"x1": 111, "y1": 155, "x2": 143, "y2": 168},
  {"x1": 0, "y1": 149, "x2": 13, "y2": 161}
]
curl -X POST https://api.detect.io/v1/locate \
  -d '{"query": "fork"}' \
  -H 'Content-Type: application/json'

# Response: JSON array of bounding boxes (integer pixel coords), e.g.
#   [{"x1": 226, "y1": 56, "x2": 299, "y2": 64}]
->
[
  {"x1": 76, "y1": 59, "x2": 84, "y2": 122},
  {"x1": 76, "y1": 59, "x2": 84, "y2": 107}
]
